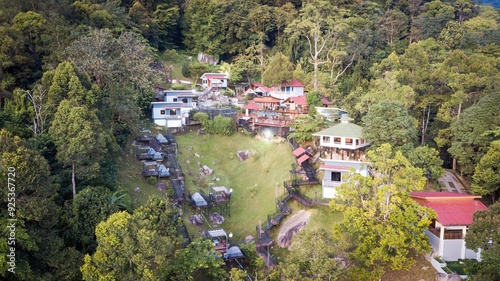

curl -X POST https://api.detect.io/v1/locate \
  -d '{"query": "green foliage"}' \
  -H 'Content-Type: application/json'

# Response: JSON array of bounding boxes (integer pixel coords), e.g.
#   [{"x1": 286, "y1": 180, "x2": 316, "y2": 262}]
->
[
  {"x1": 332, "y1": 144, "x2": 435, "y2": 280},
  {"x1": 49, "y1": 99, "x2": 108, "y2": 198},
  {"x1": 194, "y1": 112, "x2": 235, "y2": 136},
  {"x1": 146, "y1": 176, "x2": 158, "y2": 185},
  {"x1": 465, "y1": 201, "x2": 500, "y2": 281},
  {"x1": 65, "y1": 186, "x2": 119, "y2": 253},
  {"x1": 472, "y1": 141, "x2": 500, "y2": 201},
  {"x1": 262, "y1": 51, "x2": 293, "y2": 87},
  {"x1": 171, "y1": 83, "x2": 187, "y2": 90},
  {"x1": 362, "y1": 101, "x2": 417, "y2": 149},
  {"x1": 405, "y1": 146, "x2": 445, "y2": 182},
  {"x1": 289, "y1": 114, "x2": 327, "y2": 144},
  {"x1": 448, "y1": 93, "x2": 500, "y2": 176},
  {"x1": 278, "y1": 228, "x2": 341, "y2": 280}
]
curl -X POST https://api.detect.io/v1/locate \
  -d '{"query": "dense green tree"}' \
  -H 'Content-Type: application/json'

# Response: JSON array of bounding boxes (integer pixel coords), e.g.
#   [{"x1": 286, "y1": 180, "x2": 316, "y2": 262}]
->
[
  {"x1": 405, "y1": 145, "x2": 445, "y2": 182},
  {"x1": 362, "y1": 101, "x2": 417, "y2": 149},
  {"x1": 464, "y1": 201, "x2": 500, "y2": 281},
  {"x1": 65, "y1": 186, "x2": 119, "y2": 252},
  {"x1": 49, "y1": 99, "x2": 108, "y2": 198},
  {"x1": 472, "y1": 141, "x2": 500, "y2": 202},
  {"x1": 262, "y1": 51, "x2": 293, "y2": 87},
  {"x1": 285, "y1": 0, "x2": 353, "y2": 91},
  {"x1": 289, "y1": 114, "x2": 327, "y2": 144},
  {"x1": 448, "y1": 93, "x2": 500, "y2": 176},
  {"x1": 65, "y1": 29, "x2": 162, "y2": 125},
  {"x1": 331, "y1": 144, "x2": 435, "y2": 280},
  {"x1": 278, "y1": 228, "x2": 341, "y2": 281}
]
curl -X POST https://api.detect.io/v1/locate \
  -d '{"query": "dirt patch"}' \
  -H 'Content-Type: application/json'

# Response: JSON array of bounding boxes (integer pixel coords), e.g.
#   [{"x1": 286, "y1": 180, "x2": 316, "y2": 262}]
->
[{"x1": 277, "y1": 210, "x2": 311, "y2": 248}]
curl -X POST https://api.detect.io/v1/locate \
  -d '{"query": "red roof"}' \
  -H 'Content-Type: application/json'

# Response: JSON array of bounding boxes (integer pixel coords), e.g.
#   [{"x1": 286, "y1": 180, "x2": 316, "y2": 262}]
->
[
  {"x1": 297, "y1": 154, "x2": 310, "y2": 164},
  {"x1": 286, "y1": 96, "x2": 307, "y2": 106},
  {"x1": 244, "y1": 101, "x2": 259, "y2": 110},
  {"x1": 410, "y1": 192, "x2": 488, "y2": 226},
  {"x1": 322, "y1": 98, "x2": 332, "y2": 105},
  {"x1": 252, "y1": 82, "x2": 272, "y2": 92},
  {"x1": 282, "y1": 79, "x2": 304, "y2": 87},
  {"x1": 293, "y1": 147, "x2": 307, "y2": 157},
  {"x1": 319, "y1": 165, "x2": 352, "y2": 171},
  {"x1": 254, "y1": 96, "x2": 281, "y2": 103},
  {"x1": 202, "y1": 73, "x2": 228, "y2": 79}
]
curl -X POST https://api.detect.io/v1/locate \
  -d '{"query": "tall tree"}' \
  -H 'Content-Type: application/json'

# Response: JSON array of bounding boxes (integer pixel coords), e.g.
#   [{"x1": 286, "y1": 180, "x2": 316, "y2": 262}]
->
[
  {"x1": 285, "y1": 0, "x2": 354, "y2": 91},
  {"x1": 262, "y1": 51, "x2": 293, "y2": 87},
  {"x1": 447, "y1": 92, "x2": 500, "y2": 176},
  {"x1": 362, "y1": 101, "x2": 417, "y2": 149},
  {"x1": 464, "y1": 201, "x2": 500, "y2": 281},
  {"x1": 472, "y1": 141, "x2": 500, "y2": 202},
  {"x1": 331, "y1": 144, "x2": 435, "y2": 280},
  {"x1": 278, "y1": 228, "x2": 341, "y2": 281},
  {"x1": 49, "y1": 99, "x2": 107, "y2": 198}
]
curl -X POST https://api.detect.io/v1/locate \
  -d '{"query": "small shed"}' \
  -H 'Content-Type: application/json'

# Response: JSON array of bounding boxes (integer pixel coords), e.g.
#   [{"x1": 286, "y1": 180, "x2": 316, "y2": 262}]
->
[
  {"x1": 191, "y1": 192, "x2": 208, "y2": 207},
  {"x1": 224, "y1": 246, "x2": 244, "y2": 260},
  {"x1": 157, "y1": 164, "x2": 170, "y2": 177},
  {"x1": 156, "y1": 133, "x2": 168, "y2": 144}
]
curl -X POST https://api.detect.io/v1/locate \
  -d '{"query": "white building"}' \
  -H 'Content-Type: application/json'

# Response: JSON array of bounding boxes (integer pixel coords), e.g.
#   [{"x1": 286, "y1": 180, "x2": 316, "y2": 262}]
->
[
  {"x1": 410, "y1": 192, "x2": 488, "y2": 261},
  {"x1": 312, "y1": 114, "x2": 370, "y2": 198}
]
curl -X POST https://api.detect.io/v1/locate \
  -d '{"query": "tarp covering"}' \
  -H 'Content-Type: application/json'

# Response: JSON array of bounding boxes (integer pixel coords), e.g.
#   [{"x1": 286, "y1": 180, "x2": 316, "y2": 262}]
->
[
  {"x1": 191, "y1": 192, "x2": 208, "y2": 207},
  {"x1": 225, "y1": 246, "x2": 244, "y2": 259},
  {"x1": 157, "y1": 164, "x2": 170, "y2": 177},
  {"x1": 147, "y1": 148, "x2": 156, "y2": 155},
  {"x1": 156, "y1": 133, "x2": 168, "y2": 144},
  {"x1": 152, "y1": 151, "x2": 163, "y2": 160}
]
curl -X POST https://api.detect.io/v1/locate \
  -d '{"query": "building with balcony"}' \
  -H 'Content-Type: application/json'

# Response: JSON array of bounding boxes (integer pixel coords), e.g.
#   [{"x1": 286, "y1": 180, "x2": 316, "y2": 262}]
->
[
  {"x1": 410, "y1": 192, "x2": 488, "y2": 261},
  {"x1": 200, "y1": 73, "x2": 229, "y2": 90},
  {"x1": 312, "y1": 114, "x2": 370, "y2": 198},
  {"x1": 151, "y1": 90, "x2": 200, "y2": 128}
]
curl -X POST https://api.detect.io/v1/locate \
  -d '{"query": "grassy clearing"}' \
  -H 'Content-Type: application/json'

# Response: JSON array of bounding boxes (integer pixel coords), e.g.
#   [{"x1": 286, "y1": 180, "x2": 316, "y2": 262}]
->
[
  {"x1": 176, "y1": 132, "x2": 295, "y2": 242},
  {"x1": 117, "y1": 141, "x2": 169, "y2": 207}
]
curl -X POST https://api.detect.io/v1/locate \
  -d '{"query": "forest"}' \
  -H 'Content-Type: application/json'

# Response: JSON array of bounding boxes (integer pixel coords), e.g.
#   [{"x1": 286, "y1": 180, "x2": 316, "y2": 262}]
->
[{"x1": 0, "y1": 0, "x2": 500, "y2": 280}]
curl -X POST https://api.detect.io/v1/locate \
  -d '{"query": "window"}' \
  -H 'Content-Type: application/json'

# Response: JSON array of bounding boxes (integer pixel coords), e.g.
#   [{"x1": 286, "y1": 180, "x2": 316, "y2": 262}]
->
[
  {"x1": 331, "y1": 171, "x2": 341, "y2": 182},
  {"x1": 169, "y1": 109, "x2": 177, "y2": 116},
  {"x1": 355, "y1": 139, "x2": 359, "y2": 145},
  {"x1": 345, "y1": 138, "x2": 353, "y2": 145},
  {"x1": 173, "y1": 98, "x2": 178, "y2": 102},
  {"x1": 334, "y1": 137, "x2": 341, "y2": 144},
  {"x1": 323, "y1": 136, "x2": 330, "y2": 142},
  {"x1": 182, "y1": 98, "x2": 188, "y2": 103},
  {"x1": 160, "y1": 110, "x2": 165, "y2": 115}
]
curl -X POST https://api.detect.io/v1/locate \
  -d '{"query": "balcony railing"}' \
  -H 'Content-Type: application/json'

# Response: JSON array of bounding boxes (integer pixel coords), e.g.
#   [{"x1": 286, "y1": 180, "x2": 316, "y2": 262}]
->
[{"x1": 428, "y1": 227, "x2": 464, "y2": 240}]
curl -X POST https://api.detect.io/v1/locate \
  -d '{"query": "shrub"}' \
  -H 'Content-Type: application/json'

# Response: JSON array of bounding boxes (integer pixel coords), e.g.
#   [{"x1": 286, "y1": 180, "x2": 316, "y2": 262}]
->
[
  {"x1": 171, "y1": 83, "x2": 187, "y2": 90},
  {"x1": 146, "y1": 176, "x2": 157, "y2": 185}
]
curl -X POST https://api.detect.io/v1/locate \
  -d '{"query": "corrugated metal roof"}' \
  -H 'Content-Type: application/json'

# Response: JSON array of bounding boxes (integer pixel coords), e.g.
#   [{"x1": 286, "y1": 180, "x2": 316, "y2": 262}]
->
[
  {"x1": 313, "y1": 122, "x2": 364, "y2": 138},
  {"x1": 293, "y1": 147, "x2": 306, "y2": 157},
  {"x1": 410, "y1": 192, "x2": 488, "y2": 226}
]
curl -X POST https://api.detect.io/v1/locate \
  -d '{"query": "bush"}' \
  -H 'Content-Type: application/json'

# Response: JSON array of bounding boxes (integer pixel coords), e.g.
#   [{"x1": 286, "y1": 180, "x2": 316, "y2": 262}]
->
[
  {"x1": 171, "y1": 83, "x2": 187, "y2": 90},
  {"x1": 146, "y1": 176, "x2": 157, "y2": 185},
  {"x1": 162, "y1": 49, "x2": 180, "y2": 62}
]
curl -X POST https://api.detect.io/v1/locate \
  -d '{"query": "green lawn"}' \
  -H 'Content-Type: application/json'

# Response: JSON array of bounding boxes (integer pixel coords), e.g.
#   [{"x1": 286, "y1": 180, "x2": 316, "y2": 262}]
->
[{"x1": 176, "y1": 132, "x2": 295, "y2": 242}]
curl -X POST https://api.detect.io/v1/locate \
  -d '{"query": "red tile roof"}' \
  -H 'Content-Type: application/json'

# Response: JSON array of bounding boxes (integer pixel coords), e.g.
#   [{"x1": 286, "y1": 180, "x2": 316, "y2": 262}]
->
[
  {"x1": 297, "y1": 154, "x2": 310, "y2": 164},
  {"x1": 293, "y1": 147, "x2": 307, "y2": 157},
  {"x1": 319, "y1": 165, "x2": 352, "y2": 171},
  {"x1": 283, "y1": 79, "x2": 304, "y2": 87},
  {"x1": 244, "y1": 101, "x2": 259, "y2": 110},
  {"x1": 410, "y1": 192, "x2": 488, "y2": 226},
  {"x1": 252, "y1": 82, "x2": 272, "y2": 92},
  {"x1": 286, "y1": 96, "x2": 307, "y2": 106},
  {"x1": 322, "y1": 98, "x2": 332, "y2": 105}
]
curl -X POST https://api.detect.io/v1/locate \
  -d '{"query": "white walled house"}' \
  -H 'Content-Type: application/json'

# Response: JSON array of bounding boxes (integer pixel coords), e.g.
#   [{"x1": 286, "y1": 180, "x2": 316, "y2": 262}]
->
[
  {"x1": 410, "y1": 192, "x2": 488, "y2": 262},
  {"x1": 269, "y1": 79, "x2": 305, "y2": 100},
  {"x1": 151, "y1": 90, "x2": 200, "y2": 128},
  {"x1": 200, "y1": 73, "x2": 229, "y2": 90},
  {"x1": 312, "y1": 114, "x2": 370, "y2": 198}
]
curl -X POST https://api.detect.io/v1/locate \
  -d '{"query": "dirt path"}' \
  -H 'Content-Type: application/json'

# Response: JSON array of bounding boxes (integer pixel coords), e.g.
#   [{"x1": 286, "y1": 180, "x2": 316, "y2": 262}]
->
[
  {"x1": 438, "y1": 170, "x2": 466, "y2": 193},
  {"x1": 277, "y1": 210, "x2": 311, "y2": 248}
]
